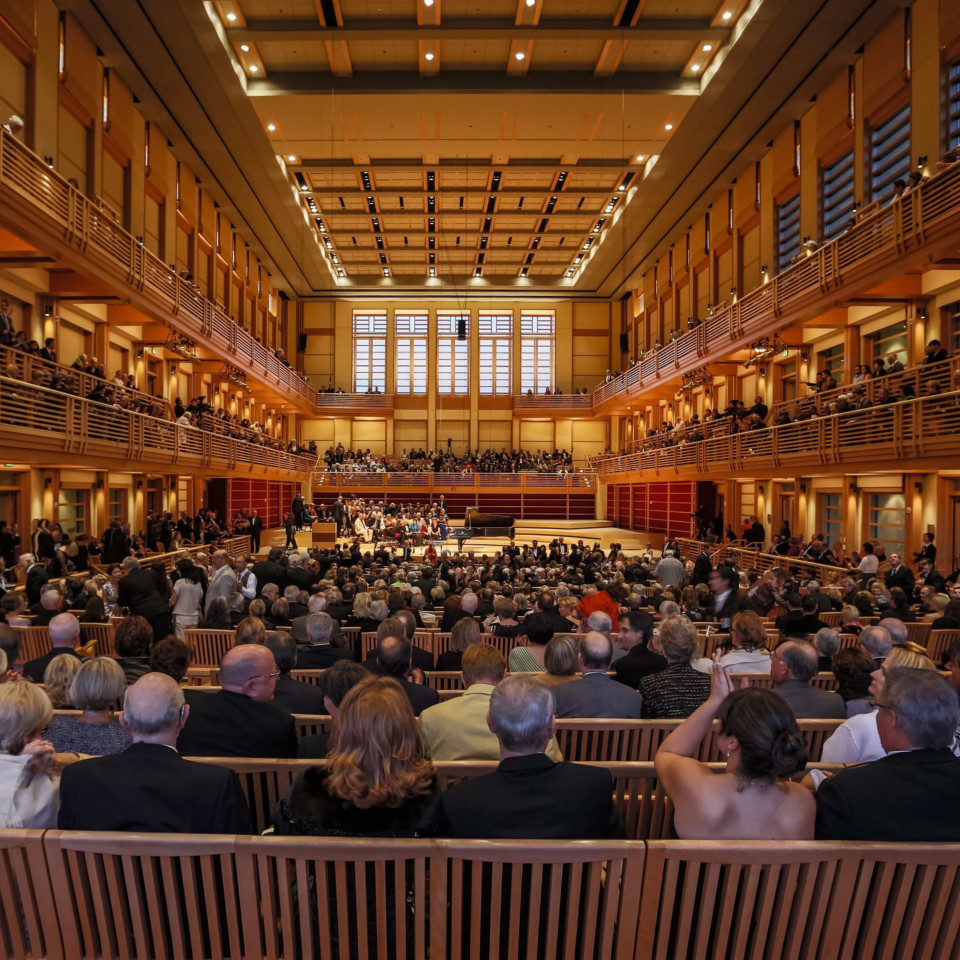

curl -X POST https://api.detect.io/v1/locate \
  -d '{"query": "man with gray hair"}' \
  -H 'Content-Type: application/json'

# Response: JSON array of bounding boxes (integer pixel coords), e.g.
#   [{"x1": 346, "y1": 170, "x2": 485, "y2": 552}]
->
[
  {"x1": 654, "y1": 549, "x2": 685, "y2": 588},
  {"x1": 58, "y1": 673, "x2": 251, "y2": 833},
  {"x1": 582, "y1": 610, "x2": 627, "y2": 663},
  {"x1": 297, "y1": 612, "x2": 358, "y2": 668},
  {"x1": 860, "y1": 625, "x2": 893, "y2": 666},
  {"x1": 291, "y1": 593, "x2": 329, "y2": 642},
  {"x1": 438, "y1": 674, "x2": 620, "y2": 838},
  {"x1": 206, "y1": 549, "x2": 239, "y2": 607},
  {"x1": 29, "y1": 586, "x2": 62, "y2": 626},
  {"x1": 876, "y1": 618, "x2": 908, "y2": 649},
  {"x1": 771, "y1": 641, "x2": 846, "y2": 718},
  {"x1": 177, "y1": 644, "x2": 298, "y2": 757},
  {"x1": 815, "y1": 668, "x2": 960, "y2": 841},
  {"x1": 24, "y1": 611, "x2": 84, "y2": 682},
  {"x1": 552, "y1": 632, "x2": 642, "y2": 719},
  {"x1": 814, "y1": 628, "x2": 840, "y2": 671}
]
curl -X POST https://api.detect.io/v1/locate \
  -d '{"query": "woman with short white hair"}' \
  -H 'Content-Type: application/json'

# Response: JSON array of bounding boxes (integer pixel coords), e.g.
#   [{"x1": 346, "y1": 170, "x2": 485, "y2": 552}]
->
[{"x1": 45, "y1": 658, "x2": 131, "y2": 756}]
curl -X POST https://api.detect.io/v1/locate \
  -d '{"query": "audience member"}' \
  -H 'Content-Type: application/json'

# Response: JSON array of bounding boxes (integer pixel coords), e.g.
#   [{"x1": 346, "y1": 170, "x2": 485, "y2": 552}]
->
[
  {"x1": 814, "y1": 627, "x2": 840, "y2": 671},
  {"x1": 45, "y1": 658, "x2": 130, "y2": 755},
  {"x1": 830, "y1": 647, "x2": 876, "y2": 717},
  {"x1": 613, "y1": 611, "x2": 666, "y2": 688},
  {"x1": 815, "y1": 668, "x2": 960, "y2": 840},
  {"x1": 720, "y1": 611, "x2": 771, "y2": 674},
  {"x1": 639, "y1": 616, "x2": 711, "y2": 718},
  {"x1": 655, "y1": 657, "x2": 812, "y2": 839},
  {"x1": 24, "y1": 612, "x2": 84, "y2": 682},
  {"x1": 435, "y1": 616, "x2": 480, "y2": 672},
  {"x1": 369, "y1": 634, "x2": 438, "y2": 716},
  {"x1": 58, "y1": 673, "x2": 250, "y2": 833},
  {"x1": 297, "y1": 661, "x2": 369, "y2": 759},
  {"x1": 177, "y1": 644, "x2": 298, "y2": 757},
  {"x1": 771, "y1": 642, "x2": 846, "y2": 718},
  {"x1": 551, "y1": 632, "x2": 643, "y2": 718},
  {"x1": 298, "y1": 613, "x2": 358, "y2": 668},
  {"x1": 113, "y1": 615, "x2": 153, "y2": 684},
  {"x1": 42, "y1": 653, "x2": 81, "y2": 708},
  {"x1": 117, "y1": 556, "x2": 172, "y2": 643},
  {"x1": 438, "y1": 675, "x2": 620, "y2": 838},
  {"x1": 539, "y1": 634, "x2": 580, "y2": 686},
  {"x1": 265, "y1": 632, "x2": 327, "y2": 714},
  {"x1": 860, "y1": 624, "x2": 893, "y2": 666}
]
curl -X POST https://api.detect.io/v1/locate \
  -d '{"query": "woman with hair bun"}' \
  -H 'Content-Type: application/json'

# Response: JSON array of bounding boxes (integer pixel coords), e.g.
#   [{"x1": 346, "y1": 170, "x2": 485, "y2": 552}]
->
[{"x1": 655, "y1": 653, "x2": 814, "y2": 839}]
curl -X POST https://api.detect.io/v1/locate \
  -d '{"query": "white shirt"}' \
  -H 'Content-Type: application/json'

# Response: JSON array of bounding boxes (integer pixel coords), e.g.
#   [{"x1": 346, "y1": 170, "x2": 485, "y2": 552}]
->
[
  {"x1": 858, "y1": 555, "x2": 879, "y2": 575},
  {"x1": 239, "y1": 569, "x2": 258, "y2": 601},
  {"x1": 820, "y1": 710, "x2": 884, "y2": 763},
  {"x1": 0, "y1": 754, "x2": 60, "y2": 829},
  {"x1": 720, "y1": 649, "x2": 772, "y2": 674}
]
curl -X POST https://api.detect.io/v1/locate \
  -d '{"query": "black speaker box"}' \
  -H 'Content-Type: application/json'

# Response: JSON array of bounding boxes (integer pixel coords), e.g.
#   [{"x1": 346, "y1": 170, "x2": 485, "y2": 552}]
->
[
  {"x1": 457, "y1": 317, "x2": 467, "y2": 341},
  {"x1": 297, "y1": 332, "x2": 308, "y2": 352},
  {"x1": 619, "y1": 332, "x2": 629, "y2": 353}
]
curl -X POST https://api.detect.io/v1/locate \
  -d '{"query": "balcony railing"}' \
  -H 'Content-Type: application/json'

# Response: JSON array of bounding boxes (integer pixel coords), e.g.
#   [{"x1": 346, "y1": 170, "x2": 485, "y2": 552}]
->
[
  {"x1": 590, "y1": 390, "x2": 960, "y2": 477},
  {"x1": 591, "y1": 160, "x2": 960, "y2": 410},
  {"x1": 0, "y1": 376, "x2": 317, "y2": 476},
  {"x1": 315, "y1": 393, "x2": 396, "y2": 409},
  {"x1": 314, "y1": 470, "x2": 598, "y2": 491},
  {"x1": 0, "y1": 131, "x2": 318, "y2": 412},
  {"x1": 513, "y1": 394, "x2": 594, "y2": 411}
]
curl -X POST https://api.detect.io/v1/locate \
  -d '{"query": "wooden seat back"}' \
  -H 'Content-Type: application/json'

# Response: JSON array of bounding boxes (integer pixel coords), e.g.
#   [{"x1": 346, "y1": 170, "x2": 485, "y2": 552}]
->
[
  {"x1": 12, "y1": 625, "x2": 51, "y2": 662},
  {"x1": 819, "y1": 611, "x2": 842, "y2": 626},
  {"x1": 288, "y1": 669, "x2": 327, "y2": 686},
  {"x1": 78, "y1": 621, "x2": 115, "y2": 657},
  {"x1": 0, "y1": 829, "x2": 61, "y2": 960},
  {"x1": 183, "y1": 628, "x2": 236, "y2": 667},
  {"x1": 928, "y1": 629, "x2": 960, "y2": 664},
  {"x1": 905, "y1": 620, "x2": 932, "y2": 645}
]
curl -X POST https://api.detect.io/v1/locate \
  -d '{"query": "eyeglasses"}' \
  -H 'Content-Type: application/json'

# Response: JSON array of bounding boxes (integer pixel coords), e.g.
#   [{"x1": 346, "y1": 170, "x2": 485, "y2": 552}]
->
[{"x1": 252, "y1": 670, "x2": 281, "y2": 681}]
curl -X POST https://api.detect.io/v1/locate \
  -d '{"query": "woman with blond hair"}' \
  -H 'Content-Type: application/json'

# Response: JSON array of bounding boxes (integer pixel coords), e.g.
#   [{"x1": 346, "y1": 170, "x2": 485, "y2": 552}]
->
[
  {"x1": 272, "y1": 676, "x2": 437, "y2": 834},
  {"x1": 42, "y1": 654, "x2": 82, "y2": 708},
  {"x1": 0, "y1": 683, "x2": 79, "y2": 827},
  {"x1": 821, "y1": 645, "x2": 942, "y2": 764},
  {"x1": 436, "y1": 616, "x2": 480, "y2": 671},
  {"x1": 45, "y1": 658, "x2": 131, "y2": 756},
  {"x1": 540, "y1": 634, "x2": 580, "y2": 686},
  {"x1": 720, "y1": 611, "x2": 772, "y2": 674}
]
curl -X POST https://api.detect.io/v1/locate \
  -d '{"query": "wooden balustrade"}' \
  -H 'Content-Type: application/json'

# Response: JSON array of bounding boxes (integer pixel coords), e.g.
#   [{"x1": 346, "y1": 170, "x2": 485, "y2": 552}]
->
[
  {"x1": 591, "y1": 390, "x2": 960, "y2": 479},
  {"x1": 315, "y1": 392, "x2": 397, "y2": 410},
  {"x1": 512, "y1": 393, "x2": 594, "y2": 410},
  {"x1": 314, "y1": 469, "x2": 598, "y2": 492},
  {"x1": 0, "y1": 376, "x2": 316, "y2": 478},
  {"x1": 0, "y1": 130, "x2": 318, "y2": 413},
  {"x1": 590, "y1": 160, "x2": 960, "y2": 412}
]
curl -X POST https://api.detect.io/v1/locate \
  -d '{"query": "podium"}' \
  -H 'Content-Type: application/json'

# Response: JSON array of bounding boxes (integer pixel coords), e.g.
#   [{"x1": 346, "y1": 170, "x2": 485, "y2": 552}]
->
[{"x1": 311, "y1": 523, "x2": 338, "y2": 548}]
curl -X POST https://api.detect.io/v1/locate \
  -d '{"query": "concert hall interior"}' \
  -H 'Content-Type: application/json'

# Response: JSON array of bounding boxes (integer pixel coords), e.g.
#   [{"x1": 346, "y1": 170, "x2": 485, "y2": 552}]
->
[{"x1": 2, "y1": 0, "x2": 960, "y2": 957}]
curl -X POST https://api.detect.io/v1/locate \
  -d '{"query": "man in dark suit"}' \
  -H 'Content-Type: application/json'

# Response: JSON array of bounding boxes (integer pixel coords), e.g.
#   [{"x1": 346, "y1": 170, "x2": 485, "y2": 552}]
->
[
  {"x1": 291, "y1": 494, "x2": 305, "y2": 530},
  {"x1": 0, "y1": 298, "x2": 14, "y2": 345},
  {"x1": 439, "y1": 674, "x2": 621, "y2": 838},
  {"x1": 369, "y1": 633, "x2": 438, "y2": 716},
  {"x1": 297, "y1": 612, "x2": 358, "y2": 669},
  {"x1": 709, "y1": 566, "x2": 753, "y2": 629},
  {"x1": 917, "y1": 559, "x2": 946, "y2": 596},
  {"x1": 613, "y1": 611, "x2": 667, "y2": 689},
  {"x1": 552, "y1": 632, "x2": 643, "y2": 718},
  {"x1": 29, "y1": 588, "x2": 63, "y2": 626},
  {"x1": 117, "y1": 556, "x2": 172, "y2": 643},
  {"x1": 58, "y1": 674, "x2": 251, "y2": 833},
  {"x1": 252, "y1": 547, "x2": 286, "y2": 595},
  {"x1": 364, "y1": 613, "x2": 433, "y2": 673},
  {"x1": 884, "y1": 553, "x2": 915, "y2": 596},
  {"x1": 772, "y1": 641, "x2": 846, "y2": 718},
  {"x1": 283, "y1": 554, "x2": 314, "y2": 593},
  {"x1": 522, "y1": 593, "x2": 575, "y2": 635},
  {"x1": 23, "y1": 612, "x2": 85, "y2": 682},
  {"x1": 331, "y1": 496, "x2": 346, "y2": 537},
  {"x1": 39, "y1": 337, "x2": 57, "y2": 363},
  {"x1": 23, "y1": 555, "x2": 50, "y2": 606},
  {"x1": 692, "y1": 548, "x2": 713, "y2": 586},
  {"x1": 248, "y1": 508, "x2": 263, "y2": 553},
  {"x1": 177, "y1": 644, "x2": 299, "y2": 758},
  {"x1": 816, "y1": 668, "x2": 960, "y2": 840},
  {"x1": 265, "y1": 632, "x2": 328, "y2": 714}
]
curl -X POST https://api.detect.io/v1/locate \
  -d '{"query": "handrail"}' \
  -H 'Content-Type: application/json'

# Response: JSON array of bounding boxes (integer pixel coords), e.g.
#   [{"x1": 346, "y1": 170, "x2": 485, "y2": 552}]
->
[
  {"x1": 512, "y1": 394, "x2": 594, "y2": 410},
  {"x1": 0, "y1": 130, "x2": 318, "y2": 412},
  {"x1": 0, "y1": 376, "x2": 317, "y2": 476},
  {"x1": 591, "y1": 160, "x2": 960, "y2": 410},
  {"x1": 591, "y1": 389, "x2": 960, "y2": 478},
  {"x1": 313, "y1": 470, "x2": 598, "y2": 491},
  {"x1": 315, "y1": 392, "x2": 396, "y2": 408},
  {"x1": 197, "y1": 412, "x2": 288, "y2": 450}
]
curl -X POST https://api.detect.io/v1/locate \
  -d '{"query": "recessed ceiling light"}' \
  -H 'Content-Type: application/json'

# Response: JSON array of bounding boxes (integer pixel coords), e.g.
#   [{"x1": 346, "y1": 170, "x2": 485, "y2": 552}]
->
[
  {"x1": 249, "y1": 64, "x2": 258, "y2": 72},
  {"x1": 525, "y1": 0, "x2": 536, "y2": 6},
  {"x1": 424, "y1": 0, "x2": 434, "y2": 5},
  {"x1": 267, "y1": 123, "x2": 276, "y2": 131},
  {"x1": 240, "y1": 43, "x2": 250, "y2": 52},
  {"x1": 665, "y1": 123, "x2": 673, "y2": 130},
  {"x1": 691, "y1": 63, "x2": 701, "y2": 72},
  {"x1": 226, "y1": 12, "x2": 237, "y2": 21},
  {"x1": 424, "y1": 51, "x2": 434, "y2": 61},
  {"x1": 288, "y1": 154, "x2": 296, "y2": 162},
  {"x1": 515, "y1": 51, "x2": 525, "y2": 60},
  {"x1": 721, "y1": 10, "x2": 732, "y2": 20},
  {"x1": 636, "y1": 154, "x2": 646, "y2": 162},
  {"x1": 702, "y1": 44, "x2": 713, "y2": 52}
]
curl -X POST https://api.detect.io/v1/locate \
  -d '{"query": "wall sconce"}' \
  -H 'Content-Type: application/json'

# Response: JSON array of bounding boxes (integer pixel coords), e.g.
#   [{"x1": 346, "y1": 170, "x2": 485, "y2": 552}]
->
[
  {"x1": 849, "y1": 483, "x2": 859, "y2": 493},
  {"x1": 136, "y1": 348, "x2": 144, "y2": 359},
  {"x1": 43, "y1": 303, "x2": 53, "y2": 318},
  {"x1": 800, "y1": 483, "x2": 807, "y2": 493},
  {"x1": 43, "y1": 477, "x2": 52, "y2": 488},
  {"x1": 758, "y1": 484, "x2": 764, "y2": 493},
  {"x1": 136, "y1": 480, "x2": 143, "y2": 489},
  {"x1": 96, "y1": 477, "x2": 104, "y2": 489},
  {"x1": 759, "y1": 367, "x2": 766, "y2": 378},
  {"x1": 801, "y1": 352, "x2": 809, "y2": 363},
  {"x1": 760, "y1": 265, "x2": 767, "y2": 275},
  {"x1": 917, "y1": 156, "x2": 927, "y2": 170},
  {"x1": 917, "y1": 306, "x2": 928, "y2": 321},
  {"x1": 914, "y1": 481, "x2": 923, "y2": 492}
]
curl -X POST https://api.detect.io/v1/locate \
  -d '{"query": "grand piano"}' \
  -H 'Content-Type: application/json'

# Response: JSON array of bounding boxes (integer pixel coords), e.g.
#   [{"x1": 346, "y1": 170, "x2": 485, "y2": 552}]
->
[{"x1": 448, "y1": 507, "x2": 516, "y2": 546}]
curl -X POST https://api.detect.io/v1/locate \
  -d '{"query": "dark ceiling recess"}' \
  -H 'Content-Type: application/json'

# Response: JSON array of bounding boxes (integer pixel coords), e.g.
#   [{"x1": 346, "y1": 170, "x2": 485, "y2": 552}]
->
[
  {"x1": 616, "y1": 0, "x2": 644, "y2": 28},
  {"x1": 318, "y1": 0, "x2": 339, "y2": 26}
]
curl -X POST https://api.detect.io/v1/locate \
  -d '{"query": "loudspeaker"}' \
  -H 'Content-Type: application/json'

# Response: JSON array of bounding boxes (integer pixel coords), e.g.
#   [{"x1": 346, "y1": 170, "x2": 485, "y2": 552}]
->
[
  {"x1": 297, "y1": 333, "x2": 308, "y2": 352},
  {"x1": 457, "y1": 317, "x2": 467, "y2": 341},
  {"x1": 619, "y1": 332, "x2": 629, "y2": 353}
]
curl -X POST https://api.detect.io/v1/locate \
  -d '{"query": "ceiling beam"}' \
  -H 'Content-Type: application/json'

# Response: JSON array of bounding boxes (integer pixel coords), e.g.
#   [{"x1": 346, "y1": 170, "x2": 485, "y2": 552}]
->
[
  {"x1": 249, "y1": 71, "x2": 698, "y2": 96},
  {"x1": 298, "y1": 156, "x2": 636, "y2": 168},
  {"x1": 234, "y1": 17, "x2": 729, "y2": 42}
]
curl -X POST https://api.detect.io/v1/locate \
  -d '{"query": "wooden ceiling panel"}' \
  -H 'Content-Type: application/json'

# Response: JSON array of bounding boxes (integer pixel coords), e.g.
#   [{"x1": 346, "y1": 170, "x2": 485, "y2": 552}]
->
[
  {"x1": 257, "y1": 41, "x2": 328, "y2": 70},
  {"x1": 526, "y1": 39, "x2": 606, "y2": 69},
  {"x1": 237, "y1": 0, "x2": 318, "y2": 18},
  {"x1": 346, "y1": 39, "x2": 420, "y2": 69},
  {"x1": 438, "y1": 39, "x2": 513, "y2": 67}
]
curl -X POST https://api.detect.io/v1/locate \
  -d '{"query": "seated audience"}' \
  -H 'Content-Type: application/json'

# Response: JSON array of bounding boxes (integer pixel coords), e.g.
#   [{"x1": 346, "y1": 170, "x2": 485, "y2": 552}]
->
[
  {"x1": 58, "y1": 673, "x2": 250, "y2": 834},
  {"x1": 771, "y1": 642, "x2": 846, "y2": 718},
  {"x1": 552, "y1": 632, "x2": 643, "y2": 718},
  {"x1": 438, "y1": 675, "x2": 620, "y2": 838},
  {"x1": 539, "y1": 634, "x2": 580, "y2": 687},
  {"x1": 113, "y1": 615, "x2": 153, "y2": 684},
  {"x1": 815, "y1": 668, "x2": 960, "y2": 841},
  {"x1": 368, "y1": 634, "x2": 438, "y2": 716},
  {"x1": 860, "y1": 624, "x2": 893, "y2": 666},
  {"x1": 420, "y1": 644, "x2": 562, "y2": 761},
  {"x1": 720, "y1": 611, "x2": 772, "y2": 674},
  {"x1": 575, "y1": 582, "x2": 624, "y2": 631},
  {"x1": 297, "y1": 612, "x2": 358, "y2": 668},
  {"x1": 524, "y1": 592, "x2": 575, "y2": 635},
  {"x1": 42, "y1": 653, "x2": 81, "y2": 708},
  {"x1": 838, "y1": 605, "x2": 864, "y2": 636},
  {"x1": 484, "y1": 597, "x2": 525, "y2": 642},
  {"x1": 821, "y1": 646, "x2": 939, "y2": 763},
  {"x1": 613, "y1": 611, "x2": 666, "y2": 688},
  {"x1": 297, "y1": 661, "x2": 370, "y2": 759},
  {"x1": 435, "y1": 616, "x2": 480, "y2": 672},
  {"x1": 814, "y1": 627, "x2": 841, "y2": 671},
  {"x1": 507, "y1": 622, "x2": 553, "y2": 673},
  {"x1": 0, "y1": 683, "x2": 78, "y2": 828},
  {"x1": 45, "y1": 658, "x2": 131, "y2": 755},
  {"x1": 883, "y1": 586, "x2": 916, "y2": 623},
  {"x1": 177, "y1": 644, "x2": 298, "y2": 757},
  {"x1": 265, "y1": 631, "x2": 327, "y2": 714},
  {"x1": 830, "y1": 647, "x2": 876, "y2": 717},
  {"x1": 149, "y1": 637, "x2": 194, "y2": 684},
  {"x1": 640, "y1": 615, "x2": 711, "y2": 718},
  {"x1": 23, "y1": 612, "x2": 84, "y2": 682},
  {"x1": 273, "y1": 676, "x2": 438, "y2": 836},
  {"x1": 365, "y1": 614, "x2": 434, "y2": 673},
  {"x1": 931, "y1": 597, "x2": 960, "y2": 632},
  {"x1": 655, "y1": 658, "x2": 812, "y2": 839}
]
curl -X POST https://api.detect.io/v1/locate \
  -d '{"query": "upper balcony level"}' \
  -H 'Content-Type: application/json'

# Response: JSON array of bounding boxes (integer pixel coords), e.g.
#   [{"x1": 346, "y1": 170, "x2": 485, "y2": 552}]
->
[
  {"x1": 589, "y1": 160, "x2": 960, "y2": 415},
  {"x1": 0, "y1": 131, "x2": 318, "y2": 415}
]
